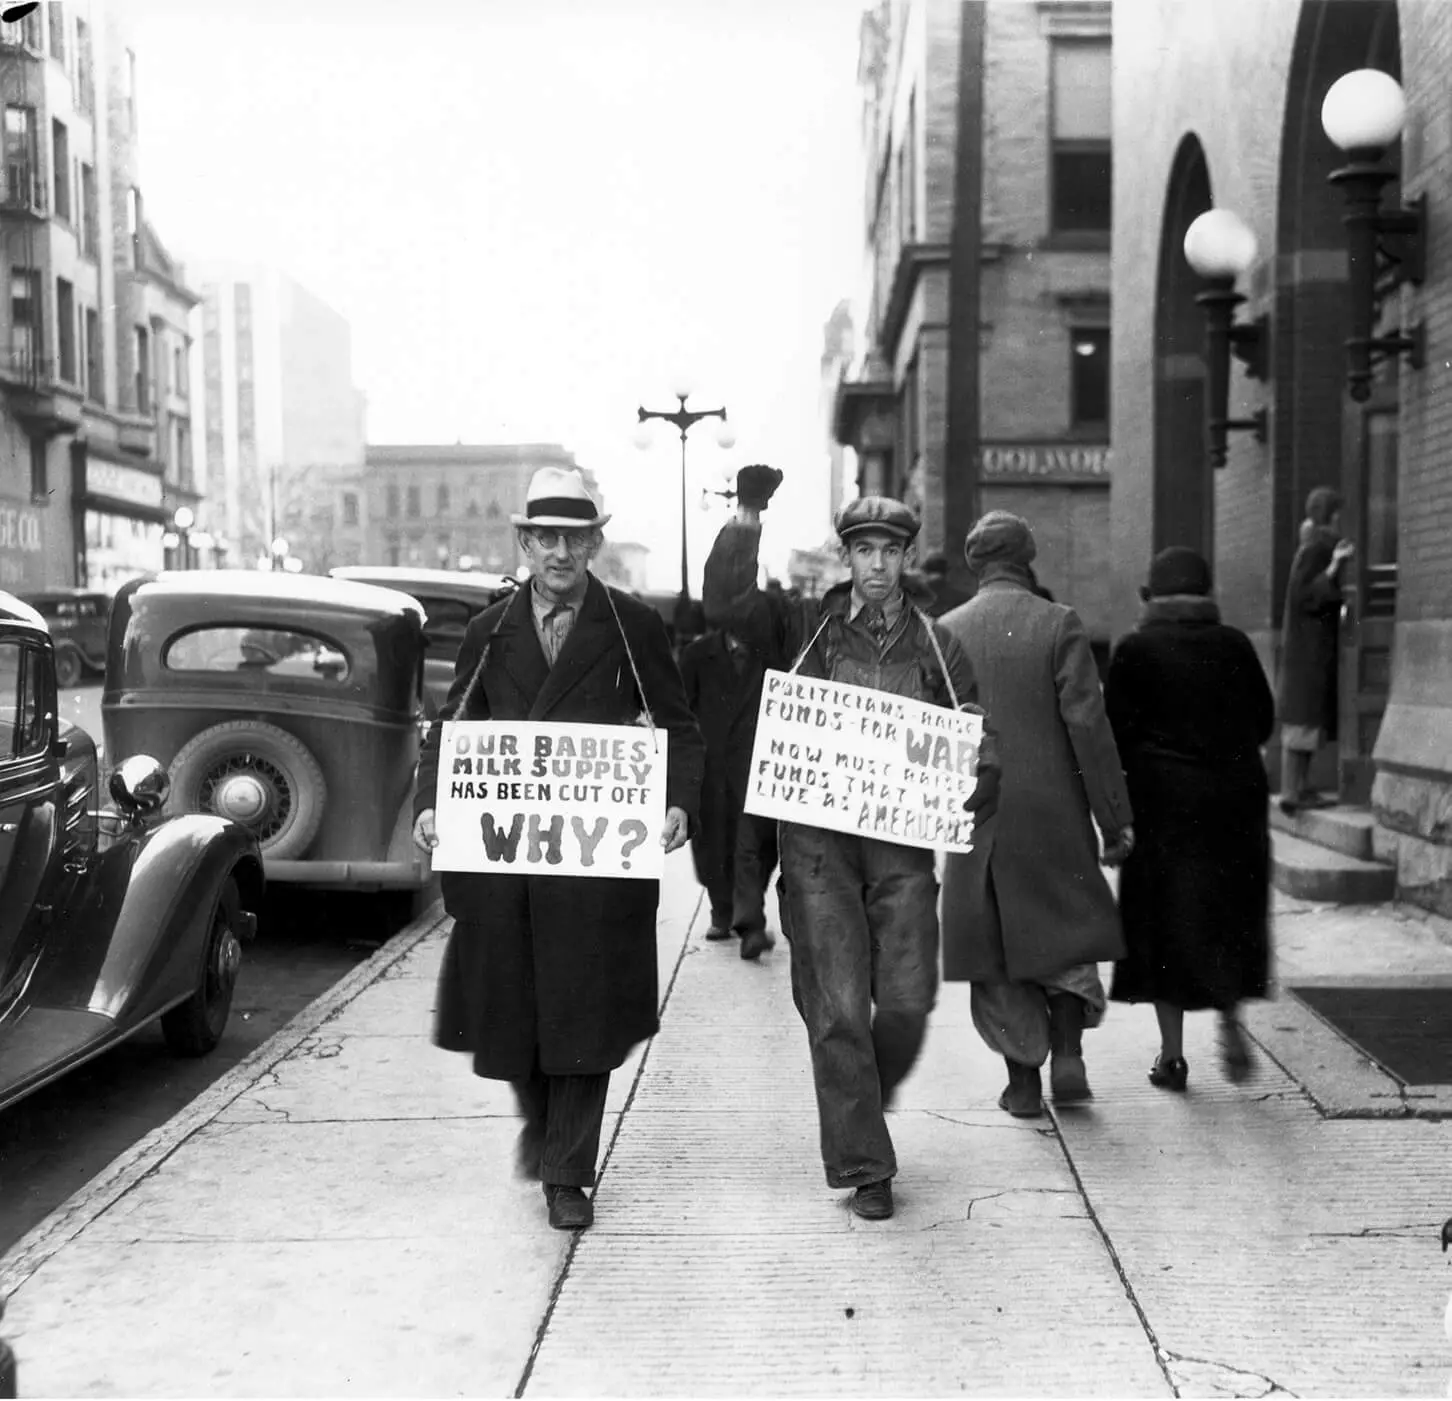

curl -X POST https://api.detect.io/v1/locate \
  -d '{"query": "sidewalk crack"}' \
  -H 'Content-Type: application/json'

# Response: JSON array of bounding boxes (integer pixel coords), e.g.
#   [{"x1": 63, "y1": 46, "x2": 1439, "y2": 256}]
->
[{"x1": 1160, "y1": 1350, "x2": 1300, "y2": 1397}]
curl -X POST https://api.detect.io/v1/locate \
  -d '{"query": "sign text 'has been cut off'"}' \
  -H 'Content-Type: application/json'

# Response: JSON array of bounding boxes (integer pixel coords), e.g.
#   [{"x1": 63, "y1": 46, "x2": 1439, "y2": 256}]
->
[
  {"x1": 744, "y1": 670, "x2": 983, "y2": 852},
  {"x1": 432, "y1": 721, "x2": 668, "y2": 879}
]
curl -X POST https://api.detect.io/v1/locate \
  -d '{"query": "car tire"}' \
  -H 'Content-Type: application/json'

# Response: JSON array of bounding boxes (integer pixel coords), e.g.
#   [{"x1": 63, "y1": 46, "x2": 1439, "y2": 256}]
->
[
  {"x1": 54, "y1": 643, "x2": 84, "y2": 689},
  {"x1": 167, "y1": 719, "x2": 327, "y2": 860},
  {"x1": 161, "y1": 876, "x2": 245, "y2": 1057}
]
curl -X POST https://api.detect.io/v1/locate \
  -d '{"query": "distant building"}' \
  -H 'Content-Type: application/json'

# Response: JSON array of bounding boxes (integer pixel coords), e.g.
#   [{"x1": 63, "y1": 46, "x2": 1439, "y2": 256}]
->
[
  {"x1": 189, "y1": 263, "x2": 366, "y2": 571},
  {"x1": 832, "y1": 0, "x2": 1114, "y2": 644},
  {"x1": 0, "y1": 2, "x2": 200, "y2": 592},
  {"x1": 362, "y1": 443, "x2": 604, "y2": 574},
  {"x1": 596, "y1": 538, "x2": 650, "y2": 592},
  {"x1": 819, "y1": 299, "x2": 857, "y2": 526}
]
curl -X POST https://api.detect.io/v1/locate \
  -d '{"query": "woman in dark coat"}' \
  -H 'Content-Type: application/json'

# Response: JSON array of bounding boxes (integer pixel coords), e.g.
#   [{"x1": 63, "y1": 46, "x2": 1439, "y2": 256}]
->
[
  {"x1": 1105, "y1": 547, "x2": 1274, "y2": 1091},
  {"x1": 1276, "y1": 486, "x2": 1354, "y2": 812}
]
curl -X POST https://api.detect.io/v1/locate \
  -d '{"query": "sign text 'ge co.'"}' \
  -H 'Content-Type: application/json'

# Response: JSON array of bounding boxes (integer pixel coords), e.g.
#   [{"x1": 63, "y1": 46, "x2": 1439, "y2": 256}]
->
[{"x1": 431, "y1": 721, "x2": 668, "y2": 880}]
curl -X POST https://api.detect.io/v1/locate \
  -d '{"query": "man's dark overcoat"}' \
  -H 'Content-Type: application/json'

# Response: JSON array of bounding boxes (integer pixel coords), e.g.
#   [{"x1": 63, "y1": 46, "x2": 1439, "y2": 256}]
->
[
  {"x1": 1276, "y1": 523, "x2": 1343, "y2": 739},
  {"x1": 678, "y1": 630, "x2": 767, "y2": 890},
  {"x1": 415, "y1": 575, "x2": 704, "y2": 1079}
]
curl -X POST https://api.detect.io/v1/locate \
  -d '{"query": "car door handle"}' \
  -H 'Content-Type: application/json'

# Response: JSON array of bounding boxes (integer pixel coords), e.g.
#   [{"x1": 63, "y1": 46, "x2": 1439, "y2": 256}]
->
[{"x1": 0, "y1": 822, "x2": 16, "y2": 833}]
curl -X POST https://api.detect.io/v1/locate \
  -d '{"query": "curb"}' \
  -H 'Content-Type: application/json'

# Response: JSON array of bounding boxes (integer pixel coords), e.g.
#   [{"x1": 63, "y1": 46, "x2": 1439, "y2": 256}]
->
[{"x1": 0, "y1": 898, "x2": 448, "y2": 1304}]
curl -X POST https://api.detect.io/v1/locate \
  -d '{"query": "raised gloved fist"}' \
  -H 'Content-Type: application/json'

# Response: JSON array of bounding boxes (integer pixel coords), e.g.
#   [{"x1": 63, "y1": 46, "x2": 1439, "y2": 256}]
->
[{"x1": 736, "y1": 463, "x2": 784, "y2": 511}]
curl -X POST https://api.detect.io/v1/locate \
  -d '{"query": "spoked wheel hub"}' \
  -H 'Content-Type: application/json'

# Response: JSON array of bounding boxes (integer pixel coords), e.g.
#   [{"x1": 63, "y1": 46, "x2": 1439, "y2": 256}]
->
[{"x1": 201, "y1": 757, "x2": 293, "y2": 840}]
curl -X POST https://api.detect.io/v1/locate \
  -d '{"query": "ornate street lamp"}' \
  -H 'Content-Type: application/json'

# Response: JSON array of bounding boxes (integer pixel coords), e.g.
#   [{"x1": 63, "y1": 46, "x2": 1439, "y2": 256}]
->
[
  {"x1": 633, "y1": 377, "x2": 735, "y2": 615},
  {"x1": 1183, "y1": 208, "x2": 1268, "y2": 468},
  {"x1": 1321, "y1": 68, "x2": 1426, "y2": 402}
]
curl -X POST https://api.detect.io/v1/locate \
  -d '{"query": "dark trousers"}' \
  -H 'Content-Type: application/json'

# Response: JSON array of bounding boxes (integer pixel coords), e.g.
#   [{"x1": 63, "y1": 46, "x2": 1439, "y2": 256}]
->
[
  {"x1": 731, "y1": 811, "x2": 779, "y2": 936},
  {"x1": 511, "y1": 1054, "x2": 611, "y2": 1188},
  {"x1": 778, "y1": 823, "x2": 939, "y2": 1189}
]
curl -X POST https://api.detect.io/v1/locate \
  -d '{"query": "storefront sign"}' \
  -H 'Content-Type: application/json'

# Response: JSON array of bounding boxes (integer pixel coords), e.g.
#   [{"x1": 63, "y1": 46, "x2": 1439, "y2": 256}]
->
[
  {"x1": 0, "y1": 494, "x2": 44, "y2": 590},
  {"x1": 979, "y1": 443, "x2": 1111, "y2": 480},
  {"x1": 85, "y1": 458, "x2": 163, "y2": 510},
  {"x1": 432, "y1": 721, "x2": 668, "y2": 879},
  {"x1": 744, "y1": 671, "x2": 983, "y2": 853}
]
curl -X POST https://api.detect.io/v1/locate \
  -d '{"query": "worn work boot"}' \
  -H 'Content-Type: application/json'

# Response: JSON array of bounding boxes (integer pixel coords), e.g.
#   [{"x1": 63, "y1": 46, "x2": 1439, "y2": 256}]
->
[
  {"x1": 1047, "y1": 993, "x2": 1093, "y2": 1103},
  {"x1": 998, "y1": 1060, "x2": 1044, "y2": 1118},
  {"x1": 850, "y1": 1179, "x2": 894, "y2": 1220},
  {"x1": 739, "y1": 928, "x2": 774, "y2": 961},
  {"x1": 544, "y1": 1185, "x2": 594, "y2": 1231}
]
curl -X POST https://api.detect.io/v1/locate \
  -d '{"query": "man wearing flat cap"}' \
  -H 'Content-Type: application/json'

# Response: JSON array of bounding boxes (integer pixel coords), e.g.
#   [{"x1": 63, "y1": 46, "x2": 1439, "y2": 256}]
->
[
  {"x1": 937, "y1": 510, "x2": 1133, "y2": 1119},
  {"x1": 703, "y1": 466, "x2": 1001, "y2": 1222},
  {"x1": 413, "y1": 466, "x2": 704, "y2": 1232}
]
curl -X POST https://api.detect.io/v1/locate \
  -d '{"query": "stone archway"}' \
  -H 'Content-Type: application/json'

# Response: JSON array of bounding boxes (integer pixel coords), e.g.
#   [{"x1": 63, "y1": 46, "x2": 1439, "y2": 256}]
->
[{"x1": 1152, "y1": 134, "x2": 1214, "y2": 557}]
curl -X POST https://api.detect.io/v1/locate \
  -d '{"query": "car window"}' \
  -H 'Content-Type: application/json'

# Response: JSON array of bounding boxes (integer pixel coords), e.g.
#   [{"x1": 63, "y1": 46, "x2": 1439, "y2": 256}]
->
[
  {"x1": 0, "y1": 640, "x2": 47, "y2": 758},
  {"x1": 415, "y1": 596, "x2": 475, "y2": 649},
  {"x1": 164, "y1": 627, "x2": 352, "y2": 682}
]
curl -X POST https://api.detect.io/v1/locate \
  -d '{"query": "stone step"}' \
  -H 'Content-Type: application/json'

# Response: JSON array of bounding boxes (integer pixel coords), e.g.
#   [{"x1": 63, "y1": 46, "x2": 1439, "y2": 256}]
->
[
  {"x1": 1269, "y1": 800, "x2": 1377, "y2": 861},
  {"x1": 1271, "y1": 829, "x2": 1396, "y2": 905}
]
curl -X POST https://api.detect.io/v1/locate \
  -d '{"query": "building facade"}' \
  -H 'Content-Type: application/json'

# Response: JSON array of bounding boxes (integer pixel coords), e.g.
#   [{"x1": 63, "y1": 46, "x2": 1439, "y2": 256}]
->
[
  {"x1": 833, "y1": 0, "x2": 1114, "y2": 643},
  {"x1": 0, "y1": 1, "x2": 199, "y2": 594},
  {"x1": 189, "y1": 263, "x2": 367, "y2": 572},
  {"x1": 361, "y1": 443, "x2": 606, "y2": 576},
  {"x1": 1113, "y1": 0, "x2": 1452, "y2": 913}
]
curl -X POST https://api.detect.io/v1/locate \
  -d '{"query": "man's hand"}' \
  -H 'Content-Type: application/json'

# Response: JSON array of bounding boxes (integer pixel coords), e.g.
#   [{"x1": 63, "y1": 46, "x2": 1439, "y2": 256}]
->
[
  {"x1": 1101, "y1": 825, "x2": 1135, "y2": 867},
  {"x1": 964, "y1": 764, "x2": 1000, "y2": 820},
  {"x1": 661, "y1": 806, "x2": 690, "y2": 853},
  {"x1": 736, "y1": 464, "x2": 783, "y2": 512},
  {"x1": 412, "y1": 809, "x2": 439, "y2": 852}
]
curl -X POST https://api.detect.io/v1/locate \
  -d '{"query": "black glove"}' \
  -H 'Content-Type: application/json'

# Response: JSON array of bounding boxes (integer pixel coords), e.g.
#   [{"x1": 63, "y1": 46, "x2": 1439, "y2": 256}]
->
[
  {"x1": 963, "y1": 763, "x2": 1000, "y2": 820},
  {"x1": 736, "y1": 464, "x2": 784, "y2": 511}
]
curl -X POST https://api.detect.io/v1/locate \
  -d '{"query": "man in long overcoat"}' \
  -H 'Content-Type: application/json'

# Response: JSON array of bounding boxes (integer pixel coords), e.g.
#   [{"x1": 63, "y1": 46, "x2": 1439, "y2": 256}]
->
[
  {"x1": 939, "y1": 511, "x2": 1134, "y2": 1117},
  {"x1": 413, "y1": 467, "x2": 704, "y2": 1232},
  {"x1": 678, "y1": 626, "x2": 778, "y2": 960},
  {"x1": 1276, "y1": 486, "x2": 1355, "y2": 813}
]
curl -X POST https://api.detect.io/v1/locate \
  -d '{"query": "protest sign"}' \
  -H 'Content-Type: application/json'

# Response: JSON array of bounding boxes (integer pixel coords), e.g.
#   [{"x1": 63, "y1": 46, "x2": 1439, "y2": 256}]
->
[
  {"x1": 743, "y1": 670, "x2": 982, "y2": 852},
  {"x1": 432, "y1": 721, "x2": 668, "y2": 879}
]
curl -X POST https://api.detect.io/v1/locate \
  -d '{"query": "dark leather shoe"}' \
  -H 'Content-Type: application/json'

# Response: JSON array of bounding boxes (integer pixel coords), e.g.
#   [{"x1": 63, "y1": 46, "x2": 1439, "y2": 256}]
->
[
  {"x1": 998, "y1": 1060, "x2": 1044, "y2": 1118},
  {"x1": 1148, "y1": 1055, "x2": 1189, "y2": 1092},
  {"x1": 544, "y1": 1185, "x2": 594, "y2": 1230},
  {"x1": 704, "y1": 925, "x2": 733, "y2": 941},
  {"x1": 739, "y1": 928, "x2": 773, "y2": 961},
  {"x1": 1050, "y1": 1053, "x2": 1093, "y2": 1103},
  {"x1": 850, "y1": 1179, "x2": 894, "y2": 1220}
]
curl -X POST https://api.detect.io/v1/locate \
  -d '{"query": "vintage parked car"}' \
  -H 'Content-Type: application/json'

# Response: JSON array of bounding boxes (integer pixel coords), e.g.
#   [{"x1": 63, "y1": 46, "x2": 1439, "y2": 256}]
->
[
  {"x1": 328, "y1": 565, "x2": 516, "y2": 713},
  {"x1": 0, "y1": 590, "x2": 265, "y2": 1114},
  {"x1": 103, "y1": 570, "x2": 435, "y2": 899},
  {"x1": 19, "y1": 588, "x2": 112, "y2": 688}
]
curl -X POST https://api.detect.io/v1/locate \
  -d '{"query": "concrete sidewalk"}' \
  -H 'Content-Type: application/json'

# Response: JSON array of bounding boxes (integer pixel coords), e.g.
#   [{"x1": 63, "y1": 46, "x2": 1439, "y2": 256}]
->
[{"x1": 2, "y1": 856, "x2": 1451, "y2": 1397}]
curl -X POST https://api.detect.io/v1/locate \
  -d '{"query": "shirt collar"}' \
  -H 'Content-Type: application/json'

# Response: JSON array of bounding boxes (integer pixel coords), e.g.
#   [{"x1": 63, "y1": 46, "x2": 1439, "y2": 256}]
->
[
  {"x1": 531, "y1": 574, "x2": 589, "y2": 621},
  {"x1": 848, "y1": 588, "x2": 905, "y2": 625}
]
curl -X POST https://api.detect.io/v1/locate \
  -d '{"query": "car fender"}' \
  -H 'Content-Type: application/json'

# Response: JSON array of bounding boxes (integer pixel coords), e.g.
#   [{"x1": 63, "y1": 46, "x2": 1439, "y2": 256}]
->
[{"x1": 44, "y1": 813, "x2": 263, "y2": 1024}]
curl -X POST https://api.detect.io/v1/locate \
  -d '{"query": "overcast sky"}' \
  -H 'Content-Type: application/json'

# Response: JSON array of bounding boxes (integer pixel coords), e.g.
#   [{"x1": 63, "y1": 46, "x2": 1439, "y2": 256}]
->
[{"x1": 125, "y1": 0, "x2": 865, "y2": 585}]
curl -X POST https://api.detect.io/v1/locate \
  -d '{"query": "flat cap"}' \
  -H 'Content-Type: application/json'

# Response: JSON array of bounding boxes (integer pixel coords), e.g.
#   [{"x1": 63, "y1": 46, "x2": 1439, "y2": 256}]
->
[
  {"x1": 834, "y1": 495, "x2": 920, "y2": 543},
  {"x1": 964, "y1": 510, "x2": 1036, "y2": 574}
]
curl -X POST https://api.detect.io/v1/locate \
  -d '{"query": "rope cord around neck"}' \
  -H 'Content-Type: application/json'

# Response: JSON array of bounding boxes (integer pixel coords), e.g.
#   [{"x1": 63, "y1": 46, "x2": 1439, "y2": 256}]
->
[
  {"x1": 913, "y1": 607, "x2": 961, "y2": 710},
  {"x1": 602, "y1": 585, "x2": 659, "y2": 744}
]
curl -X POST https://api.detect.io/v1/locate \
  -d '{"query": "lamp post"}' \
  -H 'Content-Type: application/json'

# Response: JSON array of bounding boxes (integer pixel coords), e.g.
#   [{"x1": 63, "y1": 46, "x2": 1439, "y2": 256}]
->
[
  {"x1": 270, "y1": 535, "x2": 289, "y2": 573},
  {"x1": 1321, "y1": 67, "x2": 1426, "y2": 402},
  {"x1": 1183, "y1": 208, "x2": 1268, "y2": 468},
  {"x1": 633, "y1": 378, "x2": 735, "y2": 619},
  {"x1": 164, "y1": 506, "x2": 195, "y2": 570}
]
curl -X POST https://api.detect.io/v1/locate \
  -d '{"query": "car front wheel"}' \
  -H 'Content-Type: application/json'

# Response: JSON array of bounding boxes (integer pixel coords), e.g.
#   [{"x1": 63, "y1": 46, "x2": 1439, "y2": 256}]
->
[
  {"x1": 161, "y1": 877, "x2": 245, "y2": 1057},
  {"x1": 54, "y1": 643, "x2": 84, "y2": 689}
]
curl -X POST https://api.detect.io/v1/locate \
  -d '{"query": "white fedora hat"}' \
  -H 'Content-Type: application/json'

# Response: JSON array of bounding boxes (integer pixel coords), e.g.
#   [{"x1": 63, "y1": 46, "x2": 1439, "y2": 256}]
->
[{"x1": 510, "y1": 466, "x2": 612, "y2": 529}]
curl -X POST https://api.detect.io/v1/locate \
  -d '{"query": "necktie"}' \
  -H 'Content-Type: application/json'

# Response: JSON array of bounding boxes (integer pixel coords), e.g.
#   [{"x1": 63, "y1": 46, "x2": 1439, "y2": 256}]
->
[
  {"x1": 543, "y1": 604, "x2": 574, "y2": 666},
  {"x1": 863, "y1": 605, "x2": 888, "y2": 646}
]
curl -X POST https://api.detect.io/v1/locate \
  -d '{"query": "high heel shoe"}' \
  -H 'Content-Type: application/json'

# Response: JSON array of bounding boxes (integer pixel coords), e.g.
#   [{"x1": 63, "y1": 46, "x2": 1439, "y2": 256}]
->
[{"x1": 1147, "y1": 1055, "x2": 1189, "y2": 1091}]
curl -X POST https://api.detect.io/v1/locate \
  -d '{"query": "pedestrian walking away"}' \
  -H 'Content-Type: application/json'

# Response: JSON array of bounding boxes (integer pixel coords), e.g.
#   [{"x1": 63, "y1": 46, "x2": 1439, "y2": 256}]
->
[
  {"x1": 678, "y1": 624, "x2": 779, "y2": 960},
  {"x1": 413, "y1": 466, "x2": 705, "y2": 1232},
  {"x1": 704, "y1": 464, "x2": 1001, "y2": 1221},
  {"x1": 1275, "y1": 486, "x2": 1354, "y2": 813},
  {"x1": 1105, "y1": 546, "x2": 1273, "y2": 1091},
  {"x1": 938, "y1": 510, "x2": 1134, "y2": 1118}
]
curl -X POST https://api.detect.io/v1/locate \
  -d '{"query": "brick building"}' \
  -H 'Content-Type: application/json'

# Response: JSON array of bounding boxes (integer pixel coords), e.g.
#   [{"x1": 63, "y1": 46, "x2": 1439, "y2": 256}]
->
[
  {"x1": 832, "y1": 0, "x2": 1114, "y2": 644},
  {"x1": 1113, "y1": 0, "x2": 1452, "y2": 912},
  {"x1": 0, "y1": 1, "x2": 200, "y2": 594}
]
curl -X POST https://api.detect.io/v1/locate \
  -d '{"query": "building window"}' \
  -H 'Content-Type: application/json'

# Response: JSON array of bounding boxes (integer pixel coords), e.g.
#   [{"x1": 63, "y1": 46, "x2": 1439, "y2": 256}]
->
[
  {"x1": 342, "y1": 492, "x2": 359, "y2": 526},
  {"x1": 84, "y1": 305, "x2": 100, "y2": 402},
  {"x1": 50, "y1": 119, "x2": 69, "y2": 222},
  {"x1": 75, "y1": 17, "x2": 93, "y2": 115},
  {"x1": 1070, "y1": 327, "x2": 1110, "y2": 429},
  {"x1": 386, "y1": 536, "x2": 400, "y2": 566},
  {"x1": 127, "y1": 187, "x2": 142, "y2": 267},
  {"x1": 48, "y1": 4, "x2": 66, "y2": 65},
  {"x1": 177, "y1": 418, "x2": 192, "y2": 489},
  {"x1": 56, "y1": 277, "x2": 74, "y2": 382},
  {"x1": 3, "y1": 106, "x2": 38, "y2": 212},
  {"x1": 124, "y1": 47, "x2": 136, "y2": 131},
  {"x1": 406, "y1": 485, "x2": 421, "y2": 518},
  {"x1": 79, "y1": 161, "x2": 96, "y2": 253},
  {"x1": 29, "y1": 435, "x2": 46, "y2": 501},
  {"x1": 897, "y1": 89, "x2": 916, "y2": 246},
  {"x1": 134, "y1": 324, "x2": 150, "y2": 413},
  {"x1": 1050, "y1": 40, "x2": 1111, "y2": 236},
  {"x1": 437, "y1": 482, "x2": 450, "y2": 514},
  {"x1": 387, "y1": 484, "x2": 401, "y2": 518},
  {"x1": 172, "y1": 343, "x2": 183, "y2": 394},
  {"x1": 10, "y1": 7, "x2": 41, "y2": 50},
  {"x1": 10, "y1": 268, "x2": 40, "y2": 370}
]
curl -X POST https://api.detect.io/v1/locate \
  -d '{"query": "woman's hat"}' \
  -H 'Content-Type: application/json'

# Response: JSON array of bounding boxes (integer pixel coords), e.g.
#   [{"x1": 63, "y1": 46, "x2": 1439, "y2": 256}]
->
[
  {"x1": 1144, "y1": 546, "x2": 1212, "y2": 598},
  {"x1": 510, "y1": 467, "x2": 612, "y2": 529}
]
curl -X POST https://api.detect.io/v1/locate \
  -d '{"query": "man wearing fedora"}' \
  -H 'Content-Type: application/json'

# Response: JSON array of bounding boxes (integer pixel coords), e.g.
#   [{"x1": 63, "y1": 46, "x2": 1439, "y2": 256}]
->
[
  {"x1": 703, "y1": 466, "x2": 1001, "y2": 1221},
  {"x1": 413, "y1": 466, "x2": 704, "y2": 1232}
]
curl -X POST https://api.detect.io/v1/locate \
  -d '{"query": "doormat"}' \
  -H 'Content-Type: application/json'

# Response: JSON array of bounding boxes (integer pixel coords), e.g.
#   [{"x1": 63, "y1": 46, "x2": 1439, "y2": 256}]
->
[{"x1": 1291, "y1": 987, "x2": 1452, "y2": 1086}]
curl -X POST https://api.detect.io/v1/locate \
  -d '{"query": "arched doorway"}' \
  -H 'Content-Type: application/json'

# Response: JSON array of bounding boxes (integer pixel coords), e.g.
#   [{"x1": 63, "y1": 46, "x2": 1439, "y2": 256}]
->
[
  {"x1": 1152, "y1": 135, "x2": 1214, "y2": 558},
  {"x1": 1276, "y1": 0, "x2": 1400, "y2": 801}
]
